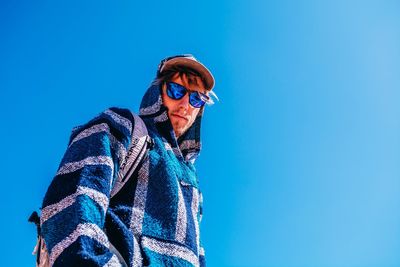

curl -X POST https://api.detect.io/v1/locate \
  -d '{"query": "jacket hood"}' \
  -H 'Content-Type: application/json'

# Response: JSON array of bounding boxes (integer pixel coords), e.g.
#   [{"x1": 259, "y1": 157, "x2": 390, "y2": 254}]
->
[{"x1": 139, "y1": 83, "x2": 203, "y2": 163}]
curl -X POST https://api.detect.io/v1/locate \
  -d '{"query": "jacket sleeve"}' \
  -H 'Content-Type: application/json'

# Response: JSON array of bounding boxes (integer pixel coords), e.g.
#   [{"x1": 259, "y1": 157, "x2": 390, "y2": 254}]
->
[{"x1": 40, "y1": 108, "x2": 134, "y2": 267}]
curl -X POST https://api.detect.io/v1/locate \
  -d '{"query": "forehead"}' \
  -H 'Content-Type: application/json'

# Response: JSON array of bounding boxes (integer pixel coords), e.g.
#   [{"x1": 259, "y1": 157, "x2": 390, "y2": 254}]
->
[{"x1": 170, "y1": 72, "x2": 207, "y2": 94}]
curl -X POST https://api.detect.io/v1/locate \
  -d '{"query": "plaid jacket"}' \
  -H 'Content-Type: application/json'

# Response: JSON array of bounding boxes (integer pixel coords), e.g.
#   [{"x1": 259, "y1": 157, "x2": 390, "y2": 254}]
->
[{"x1": 41, "y1": 84, "x2": 206, "y2": 266}]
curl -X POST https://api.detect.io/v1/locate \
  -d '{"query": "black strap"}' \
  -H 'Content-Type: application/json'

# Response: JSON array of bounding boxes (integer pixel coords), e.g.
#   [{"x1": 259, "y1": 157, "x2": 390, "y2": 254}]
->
[{"x1": 110, "y1": 113, "x2": 152, "y2": 198}]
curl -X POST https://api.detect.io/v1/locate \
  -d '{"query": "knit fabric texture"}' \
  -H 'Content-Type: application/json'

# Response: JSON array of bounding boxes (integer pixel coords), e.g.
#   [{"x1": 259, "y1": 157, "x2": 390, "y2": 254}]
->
[{"x1": 41, "y1": 83, "x2": 206, "y2": 266}]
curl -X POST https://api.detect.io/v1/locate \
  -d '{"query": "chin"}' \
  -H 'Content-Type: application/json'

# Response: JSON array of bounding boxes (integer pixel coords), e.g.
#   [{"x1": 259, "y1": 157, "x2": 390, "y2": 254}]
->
[
  {"x1": 174, "y1": 127, "x2": 189, "y2": 138},
  {"x1": 175, "y1": 130, "x2": 184, "y2": 138}
]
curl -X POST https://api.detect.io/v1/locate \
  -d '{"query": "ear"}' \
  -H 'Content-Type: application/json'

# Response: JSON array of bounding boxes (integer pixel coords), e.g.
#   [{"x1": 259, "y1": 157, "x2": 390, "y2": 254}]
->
[{"x1": 160, "y1": 82, "x2": 167, "y2": 94}]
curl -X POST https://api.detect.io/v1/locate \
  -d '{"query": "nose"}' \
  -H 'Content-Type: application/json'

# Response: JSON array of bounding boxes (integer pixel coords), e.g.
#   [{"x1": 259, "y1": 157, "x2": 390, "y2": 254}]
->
[{"x1": 178, "y1": 93, "x2": 190, "y2": 112}]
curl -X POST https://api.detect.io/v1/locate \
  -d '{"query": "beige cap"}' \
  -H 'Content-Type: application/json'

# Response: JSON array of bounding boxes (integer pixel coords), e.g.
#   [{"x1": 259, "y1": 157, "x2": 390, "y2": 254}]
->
[{"x1": 157, "y1": 54, "x2": 215, "y2": 91}]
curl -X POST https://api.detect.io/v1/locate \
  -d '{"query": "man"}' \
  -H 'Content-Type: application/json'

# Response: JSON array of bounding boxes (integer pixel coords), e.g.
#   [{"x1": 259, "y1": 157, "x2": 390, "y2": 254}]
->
[{"x1": 38, "y1": 54, "x2": 216, "y2": 266}]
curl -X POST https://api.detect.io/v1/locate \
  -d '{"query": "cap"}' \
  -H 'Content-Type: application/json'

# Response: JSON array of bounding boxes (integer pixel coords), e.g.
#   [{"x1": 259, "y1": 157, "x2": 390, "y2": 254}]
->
[{"x1": 157, "y1": 54, "x2": 215, "y2": 91}]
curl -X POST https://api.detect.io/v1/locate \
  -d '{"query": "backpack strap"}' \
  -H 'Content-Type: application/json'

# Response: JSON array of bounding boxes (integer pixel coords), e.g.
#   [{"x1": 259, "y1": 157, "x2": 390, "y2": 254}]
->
[
  {"x1": 29, "y1": 211, "x2": 50, "y2": 267},
  {"x1": 110, "y1": 112, "x2": 152, "y2": 198}
]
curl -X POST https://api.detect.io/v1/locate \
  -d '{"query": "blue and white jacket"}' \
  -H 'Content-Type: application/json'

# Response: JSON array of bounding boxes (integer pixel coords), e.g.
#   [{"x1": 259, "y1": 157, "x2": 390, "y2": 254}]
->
[{"x1": 41, "y1": 83, "x2": 206, "y2": 266}]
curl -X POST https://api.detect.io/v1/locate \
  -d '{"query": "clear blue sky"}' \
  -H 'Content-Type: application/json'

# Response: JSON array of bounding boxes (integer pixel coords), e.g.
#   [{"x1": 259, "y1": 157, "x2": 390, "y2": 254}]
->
[{"x1": 1, "y1": 0, "x2": 400, "y2": 266}]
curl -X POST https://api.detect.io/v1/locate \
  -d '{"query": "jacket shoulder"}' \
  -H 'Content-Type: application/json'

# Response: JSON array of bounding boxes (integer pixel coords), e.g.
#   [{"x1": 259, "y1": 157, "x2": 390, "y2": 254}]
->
[{"x1": 68, "y1": 107, "x2": 137, "y2": 146}]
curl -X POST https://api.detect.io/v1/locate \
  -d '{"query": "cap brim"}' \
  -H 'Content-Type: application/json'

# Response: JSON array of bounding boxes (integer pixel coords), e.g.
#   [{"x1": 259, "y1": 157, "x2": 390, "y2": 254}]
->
[{"x1": 160, "y1": 57, "x2": 215, "y2": 91}]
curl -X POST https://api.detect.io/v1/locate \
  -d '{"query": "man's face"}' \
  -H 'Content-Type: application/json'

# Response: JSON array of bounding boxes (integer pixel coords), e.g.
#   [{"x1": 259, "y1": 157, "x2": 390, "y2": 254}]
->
[{"x1": 161, "y1": 72, "x2": 207, "y2": 138}]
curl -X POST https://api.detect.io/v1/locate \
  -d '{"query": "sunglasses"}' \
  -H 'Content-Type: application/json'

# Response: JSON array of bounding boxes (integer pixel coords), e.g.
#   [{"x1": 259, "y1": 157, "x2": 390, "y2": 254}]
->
[{"x1": 166, "y1": 82, "x2": 210, "y2": 108}]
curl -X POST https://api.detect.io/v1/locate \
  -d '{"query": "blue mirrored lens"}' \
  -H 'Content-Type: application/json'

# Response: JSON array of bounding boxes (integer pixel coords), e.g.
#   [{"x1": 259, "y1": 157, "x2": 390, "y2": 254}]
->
[
  {"x1": 167, "y1": 83, "x2": 186, "y2": 100},
  {"x1": 189, "y1": 92, "x2": 206, "y2": 108}
]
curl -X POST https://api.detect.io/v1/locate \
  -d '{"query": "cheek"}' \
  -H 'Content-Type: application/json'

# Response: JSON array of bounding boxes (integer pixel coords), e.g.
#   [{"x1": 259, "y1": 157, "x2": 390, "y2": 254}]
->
[
  {"x1": 189, "y1": 109, "x2": 200, "y2": 123},
  {"x1": 162, "y1": 91, "x2": 173, "y2": 111}
]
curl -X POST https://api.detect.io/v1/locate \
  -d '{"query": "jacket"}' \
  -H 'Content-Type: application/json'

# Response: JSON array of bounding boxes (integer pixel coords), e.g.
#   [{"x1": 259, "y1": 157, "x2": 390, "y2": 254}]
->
[{"x1": 40, "y1": 83, "x2": 206, "y2": 266}]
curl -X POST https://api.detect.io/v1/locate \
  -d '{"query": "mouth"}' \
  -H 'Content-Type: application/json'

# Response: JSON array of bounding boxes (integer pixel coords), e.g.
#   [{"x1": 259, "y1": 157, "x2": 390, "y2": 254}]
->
[{"x1": 171, "y1": 113, "x2": 189, "y2": 122}]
